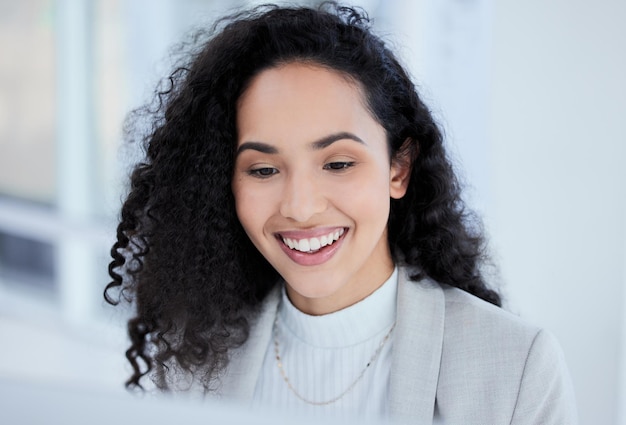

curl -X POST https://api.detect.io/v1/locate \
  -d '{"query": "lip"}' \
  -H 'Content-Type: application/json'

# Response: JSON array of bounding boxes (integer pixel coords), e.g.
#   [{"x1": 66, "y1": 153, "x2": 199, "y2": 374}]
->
[{"x1": 276, "y1": 227, "x2": 348, "y2": 266}]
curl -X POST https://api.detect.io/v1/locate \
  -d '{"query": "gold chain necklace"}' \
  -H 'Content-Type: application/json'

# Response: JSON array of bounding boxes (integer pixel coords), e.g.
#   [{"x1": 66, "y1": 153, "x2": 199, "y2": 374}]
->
[{"x1": 272, "y1": 315, "x2": 396, "y2": 406}]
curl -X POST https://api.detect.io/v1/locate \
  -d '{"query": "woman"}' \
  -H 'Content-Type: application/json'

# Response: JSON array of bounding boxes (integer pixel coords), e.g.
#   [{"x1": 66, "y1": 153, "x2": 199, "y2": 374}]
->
[{"x1": 105, "y1": 3, "x2": 577, "y2": 423}]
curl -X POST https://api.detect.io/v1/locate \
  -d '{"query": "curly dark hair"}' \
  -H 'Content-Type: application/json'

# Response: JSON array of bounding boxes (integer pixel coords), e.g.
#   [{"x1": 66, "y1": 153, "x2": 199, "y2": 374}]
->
[{"x1": 105, "y1": 2, "x2": 501, "y2": 391}]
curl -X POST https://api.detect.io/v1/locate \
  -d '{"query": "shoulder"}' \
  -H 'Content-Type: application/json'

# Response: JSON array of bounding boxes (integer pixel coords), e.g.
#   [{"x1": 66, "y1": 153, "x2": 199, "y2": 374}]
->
[
  {"x1": 395, "y1": 266, "x2": 576, "y2": 423},
  {"x1": 441, "y1": 284, "x2": 541, "y2": 346},
  {"x1": 398, "y1": 266, "x2": 541, "y2": 346},
  {"x1": 438, "y1": 284, "x2": 557, "y2": 389},
  {"x1": 437, "y1": 283, "x2": 550, "y2": 381},
  {"x1": 436, "y1": 284, "x2": 577, "y2": 424}
]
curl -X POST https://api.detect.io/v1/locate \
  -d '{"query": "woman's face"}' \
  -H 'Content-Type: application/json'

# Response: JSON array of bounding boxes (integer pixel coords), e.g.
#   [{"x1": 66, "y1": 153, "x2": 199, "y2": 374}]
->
[{"x1": 232, "y1": 63, "x2": 410, "y2": 315}]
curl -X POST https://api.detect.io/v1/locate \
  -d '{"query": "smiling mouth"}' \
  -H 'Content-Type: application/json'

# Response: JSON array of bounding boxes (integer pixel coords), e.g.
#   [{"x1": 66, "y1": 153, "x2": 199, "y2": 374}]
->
[{"x1": 279, "y1": 228, "x2": 346, "y2": 253}]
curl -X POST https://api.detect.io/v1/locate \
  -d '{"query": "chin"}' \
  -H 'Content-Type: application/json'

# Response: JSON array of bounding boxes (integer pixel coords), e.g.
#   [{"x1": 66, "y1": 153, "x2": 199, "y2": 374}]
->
[{"x1": 287, "y1": 282, "x2": 339, "y2": 300}]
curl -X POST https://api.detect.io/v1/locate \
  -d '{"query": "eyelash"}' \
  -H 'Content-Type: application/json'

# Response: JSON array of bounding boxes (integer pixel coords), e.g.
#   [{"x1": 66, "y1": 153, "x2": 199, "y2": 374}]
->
[
  {"x1": 247, "y1": 161, "x2": 355, "y2": 178},
  {"x1": 323, "y1": 161, "x2": 355, "y2": 171},
  {"x1": 247, "y1": 167, "x2": 278, "y2": 178}
]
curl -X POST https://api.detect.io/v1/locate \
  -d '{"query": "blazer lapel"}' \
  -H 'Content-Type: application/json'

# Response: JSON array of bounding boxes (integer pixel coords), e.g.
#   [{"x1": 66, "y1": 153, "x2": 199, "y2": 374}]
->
[
  {"x1": 389, "y1": 267, "x2": 445, "y2": 423},
  {"x1": 218, "y1": 285, "x2": 280, "y2": 401}
]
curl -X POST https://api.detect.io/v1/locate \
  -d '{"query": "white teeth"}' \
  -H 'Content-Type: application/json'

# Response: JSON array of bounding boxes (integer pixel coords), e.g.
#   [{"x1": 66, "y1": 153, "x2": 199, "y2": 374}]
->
[
  {"x1": 281, "y1": 229, "x2": 345, "y2": 253},
  {"x1": 309, "y1": 238, "x2": 321, "y2": 250},
  {"x1": 299, "y1": 239, "x2": 311, "y2": 252}
]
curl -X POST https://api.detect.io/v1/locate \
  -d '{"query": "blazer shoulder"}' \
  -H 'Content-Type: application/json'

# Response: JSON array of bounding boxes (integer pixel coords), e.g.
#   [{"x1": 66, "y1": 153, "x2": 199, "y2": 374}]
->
[
  {"x1": 442, "y1": 285, "x2": 540, "y2": 342},
  {"x1": 439, "y1": 285, "x2": 543, "y2": 385},
  {"x1": 435, "y1": 285, "x2": 577, "y2": 424}
]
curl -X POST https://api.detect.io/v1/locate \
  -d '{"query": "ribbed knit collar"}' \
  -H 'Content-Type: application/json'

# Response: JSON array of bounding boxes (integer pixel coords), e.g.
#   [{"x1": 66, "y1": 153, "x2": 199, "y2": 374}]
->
[{"x1": 278, "y1": 267, "x2": 398, "y2": 348}]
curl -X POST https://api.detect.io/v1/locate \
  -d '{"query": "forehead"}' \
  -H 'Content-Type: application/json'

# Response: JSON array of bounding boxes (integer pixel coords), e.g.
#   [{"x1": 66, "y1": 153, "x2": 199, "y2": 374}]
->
[
  {"x1": 241, "y1": 61, "x2": 361, "y2": 93},
  {"x1": 236, "y1": 63, "x2": 374, "y2": 140}
]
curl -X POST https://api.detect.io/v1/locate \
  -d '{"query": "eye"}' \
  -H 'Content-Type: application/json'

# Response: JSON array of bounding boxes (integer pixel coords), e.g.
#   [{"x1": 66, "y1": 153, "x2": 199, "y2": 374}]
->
[
  {"x1": 323, "y1": 161, "x2": 355, "y2": 171},
  {"x1": 248, "y1": 167, "x2": 278, "y2": 178}
]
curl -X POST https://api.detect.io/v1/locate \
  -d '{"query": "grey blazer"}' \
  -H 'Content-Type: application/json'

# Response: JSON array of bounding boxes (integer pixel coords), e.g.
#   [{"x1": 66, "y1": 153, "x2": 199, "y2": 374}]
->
[{"x1": 213, "y1": 267, "x2": 578, "y2": 424}]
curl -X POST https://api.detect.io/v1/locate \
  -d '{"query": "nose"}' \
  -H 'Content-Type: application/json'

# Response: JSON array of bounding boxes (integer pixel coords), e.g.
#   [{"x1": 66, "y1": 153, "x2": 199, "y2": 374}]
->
[{"x1": 279, "y1": 172, "x2": 328, "y2": 222}]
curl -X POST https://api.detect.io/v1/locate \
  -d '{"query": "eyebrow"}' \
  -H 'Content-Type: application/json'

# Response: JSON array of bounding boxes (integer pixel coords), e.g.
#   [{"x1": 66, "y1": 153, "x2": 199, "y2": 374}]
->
[
  {"x1": 236, "y1": 141, "x2": 278, "y2": 155},
  {"x1": 311, "y1": 132, "x2": 365, "y2": 150},
  {"x1": 236, "y1": 132, "x2": 365, "y2": 155}
]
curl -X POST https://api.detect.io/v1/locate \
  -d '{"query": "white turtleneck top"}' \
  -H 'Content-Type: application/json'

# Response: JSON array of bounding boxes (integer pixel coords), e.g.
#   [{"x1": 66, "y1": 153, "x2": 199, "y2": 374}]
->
[{"x1": 252, "y1": 268, "x2": 398, "y2": 421}]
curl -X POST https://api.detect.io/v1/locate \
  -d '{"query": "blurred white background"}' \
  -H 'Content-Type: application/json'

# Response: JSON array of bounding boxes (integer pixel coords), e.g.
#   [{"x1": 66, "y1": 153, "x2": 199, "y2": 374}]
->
[{"x1": 0, "y1": 0, "x2": 624, "y2": 424}]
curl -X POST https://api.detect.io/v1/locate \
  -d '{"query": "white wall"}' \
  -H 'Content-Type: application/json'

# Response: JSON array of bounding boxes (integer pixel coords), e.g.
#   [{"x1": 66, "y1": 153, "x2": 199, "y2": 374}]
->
[
  {"x1": 388, "y1": 0, "x2": 626, "y2": 423},
  {"x1": 488, "y1": 1, "x2": 626, "y2": 424}
]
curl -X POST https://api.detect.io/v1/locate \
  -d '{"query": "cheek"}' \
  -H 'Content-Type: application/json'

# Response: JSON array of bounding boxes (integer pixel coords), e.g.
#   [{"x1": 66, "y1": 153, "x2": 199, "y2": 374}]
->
[{"x1": 331, "y1": 168, "x2": 391, "y2": 221}]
